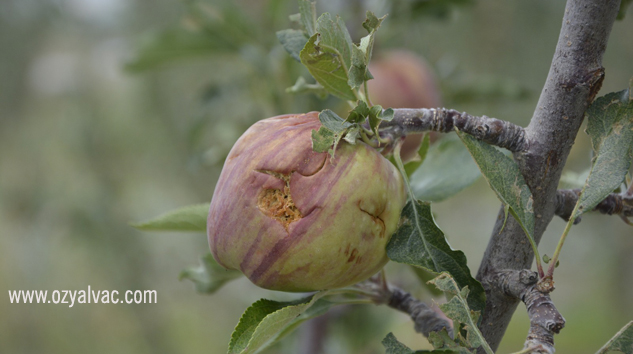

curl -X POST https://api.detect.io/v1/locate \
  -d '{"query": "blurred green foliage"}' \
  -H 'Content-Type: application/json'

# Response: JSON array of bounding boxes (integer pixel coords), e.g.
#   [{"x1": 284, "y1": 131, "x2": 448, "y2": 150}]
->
[{"x1": 1, "y1": 0, "x2": 632, "y2": 353}]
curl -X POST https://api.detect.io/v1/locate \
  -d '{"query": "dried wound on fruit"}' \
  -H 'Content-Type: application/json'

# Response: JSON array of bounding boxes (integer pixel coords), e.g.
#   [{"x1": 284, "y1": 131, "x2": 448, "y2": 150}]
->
[{"x1": 207, "y1": 112, "x2": 406, "y2": 292}]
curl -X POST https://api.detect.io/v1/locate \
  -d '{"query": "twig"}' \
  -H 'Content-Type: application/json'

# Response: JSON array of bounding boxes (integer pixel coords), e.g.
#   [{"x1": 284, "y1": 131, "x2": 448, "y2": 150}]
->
[
  {"x1": 485, "y1": 270, "x2": 565, "y2": 354},
  {"x1": 555, "y1": 189, "x2": 633, "y2": 223},
  {"x1": 547, "y1": 189, "x2": 633, "y2": 279},
  {"x1": 387, "y1": 286, "x2": 453, "y2": 338},
  {"x1": 381, "y1": 108, "x2": 528, "y2": 152},
  {"x1": 355, "y1": 275, "x2": 453, "y2": 338}
]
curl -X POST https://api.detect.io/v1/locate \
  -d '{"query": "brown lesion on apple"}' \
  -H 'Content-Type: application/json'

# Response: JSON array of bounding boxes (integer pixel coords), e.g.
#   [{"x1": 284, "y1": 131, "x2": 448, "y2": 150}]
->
[
  {"x1": 347, "y1": 248, "x2": 359, "y2": 263},
  {"x1": 255, "y1": 170, "x2": 302, "y2": 230},
  {"x1": 342, "y1": 243, "x2": 362, "y2": 263},
  {"x1": 358, "y1": 201, "x2": 387, "y2": 238}
]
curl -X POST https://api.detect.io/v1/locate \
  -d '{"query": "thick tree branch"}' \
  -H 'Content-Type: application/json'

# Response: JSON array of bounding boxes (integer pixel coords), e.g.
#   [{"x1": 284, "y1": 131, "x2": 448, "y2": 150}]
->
[
  {"x1": 475, "y1": 0, "x2": 620, "y2": 351},
  {"x1": 384, "y1": 108, "x2": 528, "y2": 152},
  {"x1": 555, "y1": 189, "x2": 633, "y2": 223}
]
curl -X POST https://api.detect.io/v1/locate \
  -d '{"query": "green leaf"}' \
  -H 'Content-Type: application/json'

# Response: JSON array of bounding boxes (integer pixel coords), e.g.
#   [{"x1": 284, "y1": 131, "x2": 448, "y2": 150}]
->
[
  {"x1": 311, "y1": 126, "x2": 335, "y2": 153},
  {"x1": 349, "y1": 12, "x2": 385, "y2": 89},
  {"x1": 179, "y1": 254, "x2": 242, "y2": 294},
  {"x1": 343, "y1": 126, "x2": 361, "y2": 145},
  {"x1": 228, "y1": 291, "x2": 331, "y2": 354},
  {"x1": 386, "y1": 200, "x2": 486, "y2": 315},
  {"x1": 382, "y1": 333, "x2": 416, "y2": 354},
  {"x1": 348, "y1": 44, "x2": 369, "y2": 89},
  {"x1": 456, "y1": 131, "x2": 536, "y2": 251},
  {"x1": 131, "y1": 203, "x2": 209, "y2": 232},
  {"x1": 543, "y1": 254, "x2": 552, "y2": 264},
  {"x1": 428, "y1": 329, "x2": 474, "y2": 354},
  {"x1": 367, "y1": 105, "x2": 392, "y2": 134},
  {"x1": 285, "y1": 76, "x2": 328, "y2": 99},
  {"x1": 279, "y1": 0, "x2": 315, "y2": 61},
  {"x1": 362, "y1": 11, "x2": 384, "y2": 33},
  {"x1": 379, "y1": 108, "x2": 395, "y2": 121},
  {"x1": 409, "y1": 136, "x2": 481, "y2": 201},
  {"x1": 257, "y1": 298, "x2": 342, "y2": 353},
  {"x1": 319, "y1": 109, "x2": 352, "y2": 133},
  {"x1": 542, "y1": 254, "x2": 560, "y2": 267},
  {"x1": 346, "y1": 100, "x2": 371, "y2": 124},
  {"x1": 317, "y1": 110, "x2": 351, "y2": 159},
  {"x1": 276, "y1": 29, "x2": 309, "y2": 62},
  {"x1": 382, "y1": 332, "x2": 457, "y2": 354},
  {"x1": 298, "y1": 0, "x2": 317, "y2": 36},
  {"x1": 404, "y1": 134, "x2": 431, "y2": 177},
  {"x1": 429, "y1": 273, "x2": 493, "y2": 354},
  {"x1": 299, "y1": 13, "x2": 357, "y2": 101},
  {"x1": 595, "y1": 321, "x2": 633, "y2": 354},
  {"x1": 315, "y1": 13, "x2": 353, "y2": 68},
  {"x1": 229, "y1": 299, "x2": 296, "y2": 354},
  {"x1": 574, "y1": 89, "x2": 633, "y2": 219}
]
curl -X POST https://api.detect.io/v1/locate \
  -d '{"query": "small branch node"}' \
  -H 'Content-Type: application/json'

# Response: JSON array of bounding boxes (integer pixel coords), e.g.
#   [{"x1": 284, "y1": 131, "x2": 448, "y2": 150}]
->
[
  {"x1": 388, "y1": 108, "x2": 528, "y2": 152},
  {"x1": 484, "y1": 269, "x2": 538, "y2": 300},
  {"x1": 535, "y1": 276, "x2": 555, "y2": 294}
]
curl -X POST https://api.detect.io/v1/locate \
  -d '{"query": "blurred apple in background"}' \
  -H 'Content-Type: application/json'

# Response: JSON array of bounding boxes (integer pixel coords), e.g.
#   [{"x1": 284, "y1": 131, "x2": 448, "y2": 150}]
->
[{"x1": 366, "y1": 50, "x2": 442, "y2": 162}]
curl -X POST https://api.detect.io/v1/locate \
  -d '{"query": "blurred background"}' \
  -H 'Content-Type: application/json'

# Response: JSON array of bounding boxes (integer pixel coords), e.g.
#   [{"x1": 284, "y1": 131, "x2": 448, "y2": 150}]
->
[{"x1": 1, "y1": 0, "x2": 632, "y2": 353}]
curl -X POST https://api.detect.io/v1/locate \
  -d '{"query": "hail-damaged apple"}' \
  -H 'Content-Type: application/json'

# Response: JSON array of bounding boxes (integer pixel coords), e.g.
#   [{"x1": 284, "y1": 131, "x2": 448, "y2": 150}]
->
[{"x1": 207, "y1": 112, "x2": 406, "y2": 292}]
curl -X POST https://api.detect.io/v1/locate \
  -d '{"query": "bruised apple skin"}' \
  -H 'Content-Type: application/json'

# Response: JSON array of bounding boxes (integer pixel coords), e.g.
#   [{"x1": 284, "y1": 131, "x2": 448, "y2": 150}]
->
[{"x1": 208, "y1": 112, "x2": 407, "y2": 292}]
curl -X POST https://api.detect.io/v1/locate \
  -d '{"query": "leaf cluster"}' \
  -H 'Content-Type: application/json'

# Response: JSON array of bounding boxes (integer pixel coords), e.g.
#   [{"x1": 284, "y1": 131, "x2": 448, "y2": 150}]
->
[
  {"x1": 277, "y1": 1, "x2": 384, "y2": 100},
  {"x1": 277, "y1": 1, "x2": 401, "y2": 157}
]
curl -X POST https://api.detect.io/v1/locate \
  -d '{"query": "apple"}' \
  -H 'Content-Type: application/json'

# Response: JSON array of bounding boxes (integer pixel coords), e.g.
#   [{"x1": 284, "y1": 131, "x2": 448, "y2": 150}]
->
[{"x1": 208, "y1": 112, "x2": 407, "y2": 292}]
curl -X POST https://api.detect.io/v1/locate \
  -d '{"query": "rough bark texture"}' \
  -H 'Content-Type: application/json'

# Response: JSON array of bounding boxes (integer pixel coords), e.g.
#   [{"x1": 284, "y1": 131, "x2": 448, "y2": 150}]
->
[
  {"x1": 483, "y1": 270, "x2": 565, "y2": 353},
  {"x1": 357, "y1": 276, "x2": 454, "y2": 339},
  {"x1": 388, "y1": 286, "x2": 453, "y2": 338},
  {"x1": 555, "y1": 189, "x2": 633, "y2": 222},
  {"x1": 475, "y1": 0, "x2": 620, "y2": 351},
  {"x1": 388, "y1": 108, "x2": 528, "y2": 152}
]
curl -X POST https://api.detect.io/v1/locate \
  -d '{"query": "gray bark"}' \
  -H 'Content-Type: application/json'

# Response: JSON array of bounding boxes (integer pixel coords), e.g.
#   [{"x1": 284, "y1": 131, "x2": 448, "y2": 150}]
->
[
  {"x1": 555, "y1": 189, "x2": 633, "y2": 222},
  {"x1": 475, "y1": 0, "x2": 621, "y2": 351},
  {"x1": 387, "y1": 286, "x2": 453, "y2": 338},
  {"x1": 388, "y1": 108, "x2": 528, "y2": 152}
]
